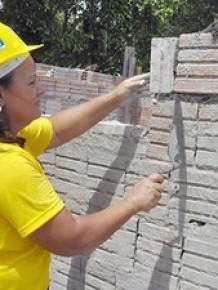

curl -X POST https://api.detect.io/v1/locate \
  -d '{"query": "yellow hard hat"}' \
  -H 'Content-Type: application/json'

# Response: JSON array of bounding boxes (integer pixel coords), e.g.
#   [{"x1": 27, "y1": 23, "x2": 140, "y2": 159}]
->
[{"x1": 0, "y1": 22, "x2": 43, "y2": 78}]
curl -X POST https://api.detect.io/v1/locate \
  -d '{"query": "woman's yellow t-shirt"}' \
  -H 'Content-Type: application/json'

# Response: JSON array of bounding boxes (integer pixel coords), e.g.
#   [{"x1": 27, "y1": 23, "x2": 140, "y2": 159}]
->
[{"x1": 0, "y1": 117, "x2": 65, "y2": 290}]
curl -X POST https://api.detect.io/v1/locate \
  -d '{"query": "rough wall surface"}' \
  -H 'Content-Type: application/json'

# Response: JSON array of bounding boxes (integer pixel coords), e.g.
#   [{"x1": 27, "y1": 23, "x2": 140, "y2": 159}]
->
[
  {"x1": 37, "y1": 63, "x2": 151, "y2": 127},
  {"x1": 39, "y1": 95, "x2": 218, "y2": 290}
]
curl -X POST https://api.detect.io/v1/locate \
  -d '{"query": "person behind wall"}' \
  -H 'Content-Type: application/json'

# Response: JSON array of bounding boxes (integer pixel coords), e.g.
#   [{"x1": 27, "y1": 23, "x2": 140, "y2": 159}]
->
[{"x1": 0, "y1": 22, "x2": 164, "y2": 290}]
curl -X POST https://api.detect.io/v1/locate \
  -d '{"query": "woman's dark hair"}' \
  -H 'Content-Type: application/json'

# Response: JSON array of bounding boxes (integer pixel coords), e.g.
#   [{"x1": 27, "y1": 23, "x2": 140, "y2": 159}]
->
[
  {"x1": 0, "y1": 71, "x2": 14, "y2": 88},
  {"x1": 0, "y1": 71, "x2": 25, "y2": 147}
]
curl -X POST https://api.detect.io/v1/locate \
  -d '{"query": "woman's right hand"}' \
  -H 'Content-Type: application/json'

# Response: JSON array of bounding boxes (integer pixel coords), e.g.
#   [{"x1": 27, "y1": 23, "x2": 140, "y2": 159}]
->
[{"x1": 125, "y1": 174, "x2": 164, "y2": 213}]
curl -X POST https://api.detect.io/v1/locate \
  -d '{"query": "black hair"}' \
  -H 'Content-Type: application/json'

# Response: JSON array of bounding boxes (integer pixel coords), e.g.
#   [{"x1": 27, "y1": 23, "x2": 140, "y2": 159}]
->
[
  {"x1": 0, "y1": 71, "x2": 25, "y2": 147},
  {"x1": 0, "y1": 71, "x2": 14, "y2": 88}
]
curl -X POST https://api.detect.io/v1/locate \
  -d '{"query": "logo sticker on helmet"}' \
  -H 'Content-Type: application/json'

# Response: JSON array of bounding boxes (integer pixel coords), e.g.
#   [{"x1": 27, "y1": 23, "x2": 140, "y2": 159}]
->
[{"x1": 0, "y1": 39, "x2": 5, "y2": 49}]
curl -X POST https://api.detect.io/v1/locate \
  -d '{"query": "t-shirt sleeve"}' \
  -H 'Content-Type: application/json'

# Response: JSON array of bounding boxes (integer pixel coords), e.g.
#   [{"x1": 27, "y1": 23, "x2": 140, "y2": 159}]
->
[
  {"x1": 18, "y1": 117, "x2": 53, "y2": 157},
  {"x1": 1, "y1": 155, "x2": 65, "y2": 238}
]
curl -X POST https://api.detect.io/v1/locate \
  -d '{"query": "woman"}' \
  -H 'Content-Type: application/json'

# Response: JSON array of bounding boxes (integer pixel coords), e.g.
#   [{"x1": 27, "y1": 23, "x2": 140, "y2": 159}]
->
[{"x1": 0, "y1": 22, "x2": 164, "y2": 290}]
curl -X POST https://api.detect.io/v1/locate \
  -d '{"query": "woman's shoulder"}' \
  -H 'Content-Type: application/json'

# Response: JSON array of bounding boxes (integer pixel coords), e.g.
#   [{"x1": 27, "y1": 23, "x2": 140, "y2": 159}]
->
[{"x1": 19, "y1": 117, "x2": 53, "y2": 157}]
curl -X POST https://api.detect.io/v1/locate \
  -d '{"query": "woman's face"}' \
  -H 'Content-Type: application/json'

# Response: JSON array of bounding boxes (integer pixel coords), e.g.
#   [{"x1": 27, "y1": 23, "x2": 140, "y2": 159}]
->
[{"x1": 0, "y1": 56, "x2": 46, "y2": 134}]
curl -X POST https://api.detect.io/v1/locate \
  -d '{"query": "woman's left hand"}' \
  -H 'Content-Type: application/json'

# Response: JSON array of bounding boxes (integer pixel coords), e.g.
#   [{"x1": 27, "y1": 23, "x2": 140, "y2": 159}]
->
[{"x1": 108, "y1": 73, "x2": 148, "y2": 105}]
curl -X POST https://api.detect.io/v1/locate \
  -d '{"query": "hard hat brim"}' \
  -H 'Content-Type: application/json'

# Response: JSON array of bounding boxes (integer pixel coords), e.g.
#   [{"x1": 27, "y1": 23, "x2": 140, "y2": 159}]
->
[
  {"x1": 1, "y1": 44, "x2": 44, "y2": 65},
  {"x1": 26, "y1": 44, "x2": 44, "y2": 53}
]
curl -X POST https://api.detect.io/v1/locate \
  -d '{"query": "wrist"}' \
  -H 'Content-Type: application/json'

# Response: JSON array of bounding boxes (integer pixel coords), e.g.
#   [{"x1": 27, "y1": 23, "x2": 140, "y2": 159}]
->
[
  {"x1": 106, "y1": 90, "x2": 122, "y2": 108},
  {"x1": 124, "y1": 196, "x2": 139, "y2": 215}
]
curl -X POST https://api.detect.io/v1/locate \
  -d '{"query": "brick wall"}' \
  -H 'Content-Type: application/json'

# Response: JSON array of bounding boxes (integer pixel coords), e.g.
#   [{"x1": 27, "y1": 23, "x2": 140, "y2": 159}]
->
[
  {"x1": 38, "y1": 33, "x2": 218, "y2": 289},
  {"x1": 39, "y1": 96, "x2": 218, "y2": 290},
  {"x1": 37, "y1": 63, "x2": 151, "y2": 126}
]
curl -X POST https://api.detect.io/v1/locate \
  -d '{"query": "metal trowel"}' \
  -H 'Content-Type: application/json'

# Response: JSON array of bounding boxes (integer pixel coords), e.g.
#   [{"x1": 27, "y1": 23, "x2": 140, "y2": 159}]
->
[{"x1": 161, "y1": 98, "x2": 183, "y2": 175}]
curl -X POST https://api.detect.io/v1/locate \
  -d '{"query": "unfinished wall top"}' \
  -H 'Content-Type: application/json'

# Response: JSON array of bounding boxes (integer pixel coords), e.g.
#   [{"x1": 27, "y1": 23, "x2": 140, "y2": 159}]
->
[{"x1": 150, "y1": 32, "x2": 218, "y2": 95}]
